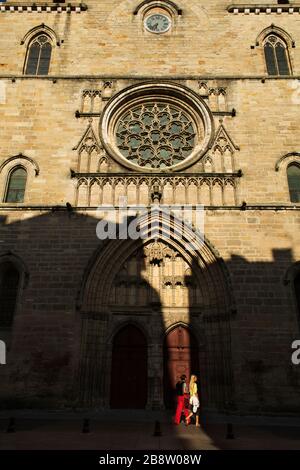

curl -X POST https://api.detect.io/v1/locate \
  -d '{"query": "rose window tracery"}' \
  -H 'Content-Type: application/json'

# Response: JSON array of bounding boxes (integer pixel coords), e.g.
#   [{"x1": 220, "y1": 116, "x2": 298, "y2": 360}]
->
[
  {"x1": 115, "y1": 103, "x2": 196, "y2": 169},
  {"x1": 100, "y1": 83, "x2": 214, "y2": 173}
]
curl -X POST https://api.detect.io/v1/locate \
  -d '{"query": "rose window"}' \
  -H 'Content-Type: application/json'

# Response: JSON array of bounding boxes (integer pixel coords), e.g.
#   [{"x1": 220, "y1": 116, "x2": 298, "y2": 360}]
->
[
  {"x1": 115, "y1": 103, "x2": 196, "y2": 169},
  {"x1": 100, "y1": 83, "x2": 214, "y2": 173}
]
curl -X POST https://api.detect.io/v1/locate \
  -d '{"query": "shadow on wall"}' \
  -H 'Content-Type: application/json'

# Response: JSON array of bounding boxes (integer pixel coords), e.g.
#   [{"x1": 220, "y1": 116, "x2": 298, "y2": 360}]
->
[{"x1": 0, "y1": 210, "x2": 299, "y2": 417}]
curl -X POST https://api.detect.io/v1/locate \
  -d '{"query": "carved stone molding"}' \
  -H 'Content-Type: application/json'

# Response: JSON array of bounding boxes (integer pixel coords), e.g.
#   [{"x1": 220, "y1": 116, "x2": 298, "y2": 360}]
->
[
  {"x1": 75, "y1": 174, "x2": 239, "y2": 207},
  {"x1": 0, "y1": 3, "x2": 87, "y2": 13},
  {"x1": 254, "y1": 24, "x2": 295, "y2": 48},
  {"x1": 0, "y1": 153, "x2": 40, "y2": 176},
  {"x1": 227, "y1": 4, "x2": 300, "y2": 15},
  {"x1": 73, "y1": 123, "x2": 109, "y2": 173},
  {"x1": 20, "y1": 23, "x2": 61, "y2": 47},
  {"x1": 110, "y1": 240, "x2": 199, "y2": 308},
  {"x1": 275, "y1": 152, "x2": 300, "y2": 172},
  {"x1": 133, "y1": 0, "x2": 182, "y2": 16}
]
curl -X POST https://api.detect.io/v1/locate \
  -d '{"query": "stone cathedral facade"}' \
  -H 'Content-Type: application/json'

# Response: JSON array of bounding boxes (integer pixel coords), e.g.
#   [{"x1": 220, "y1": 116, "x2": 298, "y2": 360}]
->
[{"x1": 0, "y1": 0, "x2": 300, "y2": 414}]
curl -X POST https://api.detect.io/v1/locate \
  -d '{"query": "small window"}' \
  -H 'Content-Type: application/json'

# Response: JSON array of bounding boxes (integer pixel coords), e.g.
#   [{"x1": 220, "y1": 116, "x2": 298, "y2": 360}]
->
[
  {"x1": 25, "y1": 34, "x2": 52, "y2": 76},
  {"x1": 287, "y1": 164, "x2": 300, "y2": 203},
  {"x1": 0, "y1": 263, "x2": 20, "y2": 327},
  {"x1": 5, "y1": 167, "x2": 27, "y2": 203},
  {"x1": 264, "y1": 35, "x2": 291, "y2": 76}
]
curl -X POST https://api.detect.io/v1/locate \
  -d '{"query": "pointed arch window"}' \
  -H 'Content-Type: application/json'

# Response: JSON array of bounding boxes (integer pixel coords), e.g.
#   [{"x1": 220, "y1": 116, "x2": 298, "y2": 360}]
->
[
  {"x1": 287, "y1": 164, "x2": 300, "y2": 203},
  {"x1": 24, "y1": 34, "x2": 52, "y2": 75},
  {"x1": 5, "y1": 167, "x2": 27, "y2": 203},
  {"x1": 0, "y1": 263, "x2": 20, "y2": 327},
  {"x1": 264, "y1": 35, "x2": 291, "y2": 76}
]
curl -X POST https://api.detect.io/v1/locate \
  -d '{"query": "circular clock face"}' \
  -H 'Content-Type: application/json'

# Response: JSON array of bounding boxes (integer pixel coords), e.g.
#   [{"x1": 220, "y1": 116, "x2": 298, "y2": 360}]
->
[{"x1": 145, "y1": 14, "x2": 171, "y2": 34}]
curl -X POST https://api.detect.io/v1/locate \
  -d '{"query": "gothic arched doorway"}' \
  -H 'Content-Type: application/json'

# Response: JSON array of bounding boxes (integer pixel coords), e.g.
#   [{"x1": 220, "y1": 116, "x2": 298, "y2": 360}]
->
[
  {"x1": 110, "y1": 324, "x2": 148, "y2": 409},
  {"x1": 163, "y1": 326, "x2": 199, "y2": 409},
  {"x1": 78, "y1": 211, "x2": 235, "y2": 411}
]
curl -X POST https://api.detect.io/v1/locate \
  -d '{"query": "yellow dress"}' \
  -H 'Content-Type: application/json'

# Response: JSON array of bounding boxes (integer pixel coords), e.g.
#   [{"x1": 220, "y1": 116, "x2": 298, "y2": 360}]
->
[{"x1": 189, "y1": 382, "x2": 197, "y2": 397}]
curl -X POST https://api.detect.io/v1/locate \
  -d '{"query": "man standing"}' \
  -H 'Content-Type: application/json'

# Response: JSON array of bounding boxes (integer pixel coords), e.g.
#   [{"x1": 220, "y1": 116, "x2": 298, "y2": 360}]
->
[{"x1": 174, "y1": 374, "x2": 190, "y2": 425}]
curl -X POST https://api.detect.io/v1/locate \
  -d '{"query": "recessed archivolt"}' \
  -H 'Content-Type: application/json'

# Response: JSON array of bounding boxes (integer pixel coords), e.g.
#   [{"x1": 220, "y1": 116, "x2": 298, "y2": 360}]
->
[
  {"x1": 255, "y1": 24, "x2": 295, "y2": 48},
  {"x1": 133, "y1": 0, "x2": 182, "y2": 16},
  {"x1": 20, "y1": 23, "x2": 60, "y2": 46},
  {"x1": 78, "y1": 210, "x2": 234, "y2": 313},
  {"x1": 0, "y1": 154, "x2": 40, "y2": 176},
  {"x1": 275, "y1": 152, "x2": 300, "y2": 172}
]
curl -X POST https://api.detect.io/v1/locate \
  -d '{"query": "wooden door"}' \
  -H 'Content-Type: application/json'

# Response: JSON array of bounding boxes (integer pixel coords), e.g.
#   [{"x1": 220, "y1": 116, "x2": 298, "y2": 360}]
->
[
  {"x1": 110, "y1": 325, "x2": 148, "y2": 409},
  {"x1": 164, "y1": 326, "x2": 199, "y2": 408}
]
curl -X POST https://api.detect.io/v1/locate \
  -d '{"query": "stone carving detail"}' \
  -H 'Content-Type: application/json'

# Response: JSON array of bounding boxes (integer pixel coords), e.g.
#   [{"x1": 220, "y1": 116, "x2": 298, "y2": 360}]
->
[
  {"x1": 73, "y1": 122, "x2": 109, "y2": 173},
  {"x1": 198, "y1": 81, "x2": 227, "y2": 112},
  {"x1": 75, "y1": 174, "x2": 237, "y2": 206},
  {"x1": 207, "y1": 122, "x2": 240, "y2": 173},
  {"x1": 198, "y1": 81, "x2": 209, "y2": 96},
  {"x1": 80, "y1": 82, "x2": 115, "y2": 113},
  {"x1": 81, "y1": 90, "x2": 102, "y2": 114},
  {"x1": 109, "y1": 240, "x2": 200, "y2": 307}
]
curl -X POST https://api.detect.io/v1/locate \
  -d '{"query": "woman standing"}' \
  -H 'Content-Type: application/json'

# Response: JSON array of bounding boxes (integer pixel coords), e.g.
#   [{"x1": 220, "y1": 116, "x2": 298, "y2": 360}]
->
[{"x1": 186, "y1": 375, "x2": 200, "y2": 427}]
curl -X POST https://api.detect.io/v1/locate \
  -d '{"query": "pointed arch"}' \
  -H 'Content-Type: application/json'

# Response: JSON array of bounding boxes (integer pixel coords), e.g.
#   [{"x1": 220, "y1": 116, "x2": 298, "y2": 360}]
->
[
  {"x1": 78, "y1": 209, "x2": 235, "y2": 314},
  {"x1": 22, "y1": 25, "x2": 57, "y2": 76},
  {"x1": 21, "y1": 24, "x2": 60, "y2": 47},
  {"x1": 77, "y1": 211, "x2": 236, "y2": 410},
  {"x1": 264, "y1": 35, "x2": 291, "y2": 75},
  {"x1": 256, "y1": 26, "x2": 293, "y2": 76},
  {"x1": 0, "y1": 154, "x2": 39, "y2": 176},
  {"x1": 256, "y1": 25, "x2": 295, "y2": 49}
]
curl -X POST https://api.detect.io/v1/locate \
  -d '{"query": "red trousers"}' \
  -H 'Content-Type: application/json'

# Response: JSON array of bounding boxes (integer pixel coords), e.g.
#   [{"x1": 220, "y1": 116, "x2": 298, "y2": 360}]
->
[{"x1": 174, "y1": 395, "x2": 189, "y2": 424}]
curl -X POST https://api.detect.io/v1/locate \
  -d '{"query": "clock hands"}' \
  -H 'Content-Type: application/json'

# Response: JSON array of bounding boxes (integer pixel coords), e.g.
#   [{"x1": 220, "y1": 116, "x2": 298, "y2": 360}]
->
[{"x1": 146, "y1": 14, "x2": 170, "y2": 33}]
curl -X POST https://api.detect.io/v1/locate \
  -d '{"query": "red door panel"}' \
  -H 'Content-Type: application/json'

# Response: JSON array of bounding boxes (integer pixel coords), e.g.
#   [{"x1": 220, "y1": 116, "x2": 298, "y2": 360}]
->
[{"x1": 164, "y1": 326, "x2": 199, "y2": 408}]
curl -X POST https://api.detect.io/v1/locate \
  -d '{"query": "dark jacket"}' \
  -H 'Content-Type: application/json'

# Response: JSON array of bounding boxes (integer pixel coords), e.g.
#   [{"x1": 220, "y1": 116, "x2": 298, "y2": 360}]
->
[{"x1": 175, "y1": 380, "x2": 186, "y2": 396}]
